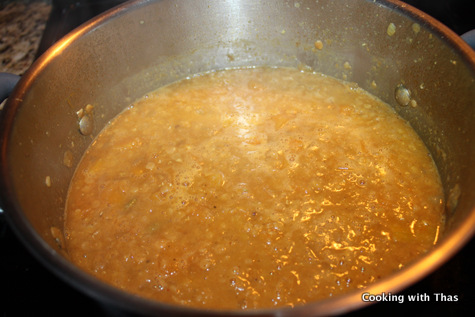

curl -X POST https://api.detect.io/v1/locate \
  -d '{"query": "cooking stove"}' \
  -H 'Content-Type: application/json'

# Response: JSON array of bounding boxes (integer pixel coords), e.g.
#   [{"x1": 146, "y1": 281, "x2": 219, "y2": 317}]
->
[{"x1": 1, "y1": 0, "x2": 474, "y2": 315}]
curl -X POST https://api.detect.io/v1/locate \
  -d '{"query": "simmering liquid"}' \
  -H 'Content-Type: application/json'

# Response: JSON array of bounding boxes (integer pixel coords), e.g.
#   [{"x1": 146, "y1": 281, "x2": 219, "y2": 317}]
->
[{"x1": 65, "y1": 67, "x2": 444, "y2": 309}]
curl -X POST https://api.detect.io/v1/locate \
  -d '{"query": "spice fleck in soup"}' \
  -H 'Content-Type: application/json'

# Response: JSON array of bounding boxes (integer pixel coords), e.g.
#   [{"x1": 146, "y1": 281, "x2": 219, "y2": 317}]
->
[{"x1": 65, "y1": 67, "x2": 444, "y2": 309}]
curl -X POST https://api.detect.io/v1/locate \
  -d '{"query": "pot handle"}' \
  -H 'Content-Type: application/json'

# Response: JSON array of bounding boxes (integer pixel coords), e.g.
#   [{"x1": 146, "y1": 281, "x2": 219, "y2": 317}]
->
[
  {"x1": 461, "y1": 29, "x2": 475, "y2": 51},
  {"x1": 0, "y1": 73, "x2": 20, "y2": 105},
  {"x1": 0, "y1": 72, "x2": 20, "y2": 216}
]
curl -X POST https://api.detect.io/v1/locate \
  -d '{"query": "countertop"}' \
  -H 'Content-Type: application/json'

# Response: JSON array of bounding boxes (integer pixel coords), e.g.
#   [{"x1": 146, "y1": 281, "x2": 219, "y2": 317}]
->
[{"x1": 0, "y1": 0, "x2": 52, "y2": 75}]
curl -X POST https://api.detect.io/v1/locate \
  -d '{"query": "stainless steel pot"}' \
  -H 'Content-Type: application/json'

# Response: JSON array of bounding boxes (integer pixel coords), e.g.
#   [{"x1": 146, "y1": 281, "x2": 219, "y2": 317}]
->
[{"x1": 1, "y1": 0, "x2": 474, "y2": 315}]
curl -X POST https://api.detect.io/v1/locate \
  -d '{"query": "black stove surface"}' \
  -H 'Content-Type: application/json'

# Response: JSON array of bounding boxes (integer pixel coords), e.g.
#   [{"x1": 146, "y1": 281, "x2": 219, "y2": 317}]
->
[
  {"x1": 2, "y1": 0, "x2": 475, "y2": 316},
  {"x1": 36, "y1": 0, "x2": 128, "y2": 59}
]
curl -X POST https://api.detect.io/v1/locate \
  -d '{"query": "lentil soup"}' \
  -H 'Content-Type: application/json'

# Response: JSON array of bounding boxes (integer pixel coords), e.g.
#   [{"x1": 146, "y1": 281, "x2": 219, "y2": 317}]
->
[{"x1": 64, "y1": 67, "x2": 445, "y2": 309}]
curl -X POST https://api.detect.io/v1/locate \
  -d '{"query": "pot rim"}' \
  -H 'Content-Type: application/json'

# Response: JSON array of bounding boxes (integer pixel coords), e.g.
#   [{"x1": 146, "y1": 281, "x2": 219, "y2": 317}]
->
[{"x1": 1, "y1": 0, "x2": 474, "y2": 316}]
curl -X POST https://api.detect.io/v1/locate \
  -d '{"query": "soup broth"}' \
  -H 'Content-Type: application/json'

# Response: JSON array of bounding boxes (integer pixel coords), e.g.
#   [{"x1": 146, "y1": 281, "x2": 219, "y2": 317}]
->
[{"x1": 65, "y1": 67, "x2": 444, "y2": 309}]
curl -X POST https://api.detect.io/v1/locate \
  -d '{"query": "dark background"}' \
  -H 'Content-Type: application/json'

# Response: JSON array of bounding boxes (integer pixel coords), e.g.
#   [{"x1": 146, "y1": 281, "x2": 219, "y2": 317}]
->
[{"x1": 1, "y1": 0, "x2": 474, "y2": 316}]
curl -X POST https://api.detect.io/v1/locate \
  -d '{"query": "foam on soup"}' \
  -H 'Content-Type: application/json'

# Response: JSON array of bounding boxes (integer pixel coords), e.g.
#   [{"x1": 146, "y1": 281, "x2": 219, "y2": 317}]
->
[{"x1": 65, "y1": 67, "x2": 444, "y2": 309}]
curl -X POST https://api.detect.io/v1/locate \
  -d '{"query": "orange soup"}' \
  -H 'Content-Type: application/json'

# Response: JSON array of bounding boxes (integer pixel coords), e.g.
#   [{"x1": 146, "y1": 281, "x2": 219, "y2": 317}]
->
[{"x1": 65, "y1": 67, "x2": 444, "y2": 309}]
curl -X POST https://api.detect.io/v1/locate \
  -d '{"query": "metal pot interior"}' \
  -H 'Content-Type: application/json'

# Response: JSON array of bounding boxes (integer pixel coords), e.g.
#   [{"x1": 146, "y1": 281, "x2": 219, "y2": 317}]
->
[{"x1": 1, "y1": 0, "x2": 474, "y2": 315}]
